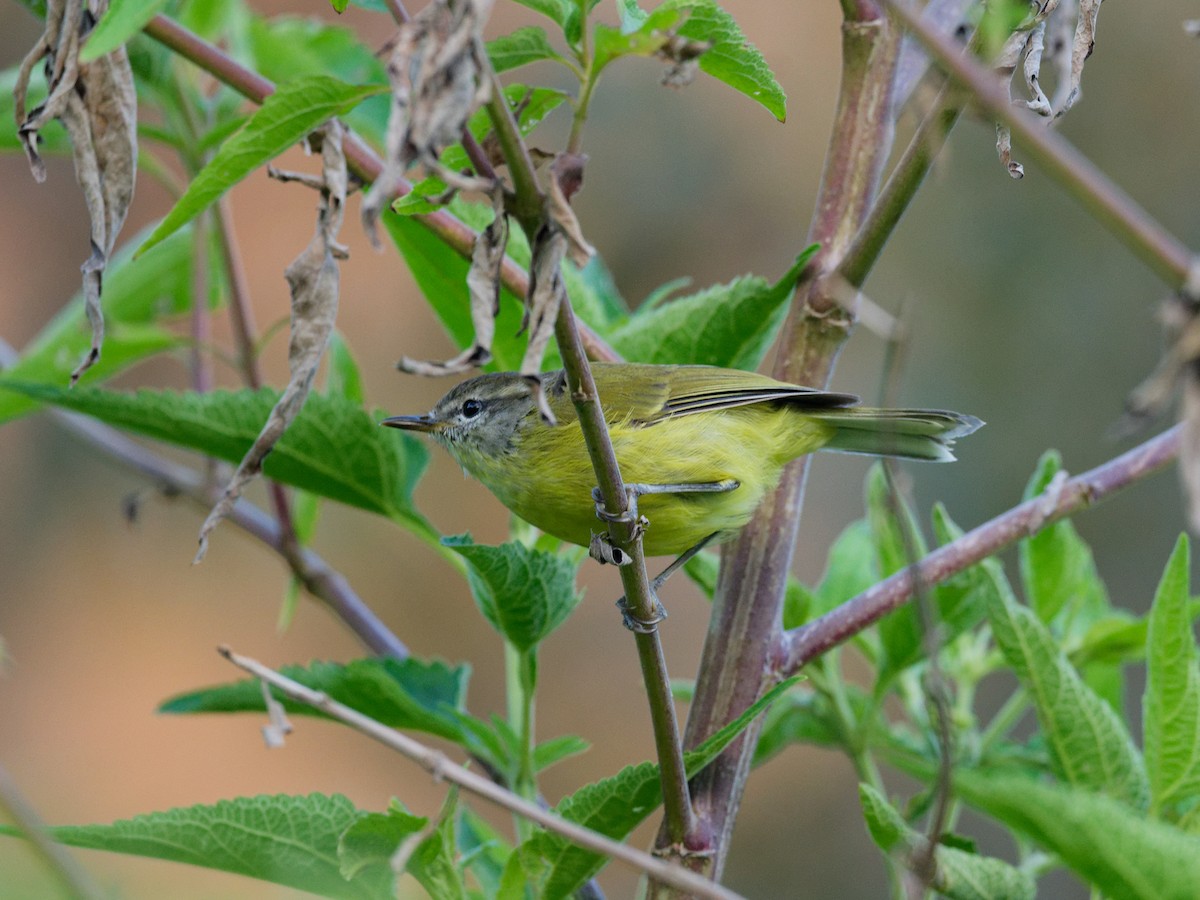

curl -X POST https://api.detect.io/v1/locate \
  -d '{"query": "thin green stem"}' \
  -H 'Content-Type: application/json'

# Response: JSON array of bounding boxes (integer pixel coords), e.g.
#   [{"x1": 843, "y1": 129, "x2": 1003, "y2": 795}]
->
[
  {"x1": 567, "y1": 67, "x2": 597, "y2": 156},
  {"x1": 505, "y1": 643, "x2": 538, "y2": 842},
  {"x1": 552, "y1": 302, "x2": 697, "y2": 849},
  {"x1": 0, "y1": 763, "x2": 106, "y2": 900},
  {"x1": 980, "y1": 688, "x2": 1028, "y2": 751},
  {"x1": 474, "y1": 20, "x2": 696, "y2": 851}
]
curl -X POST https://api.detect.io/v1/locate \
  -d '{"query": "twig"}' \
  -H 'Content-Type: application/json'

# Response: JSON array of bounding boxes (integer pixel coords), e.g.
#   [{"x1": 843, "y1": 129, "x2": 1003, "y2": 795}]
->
[
  {"x1": 217, "y1": 647, "x2": 743, "y2": 900},
  {"x1": 838, "y1": 81, "x2": 962, "y2": 290},
  {"x1": 885, "y1": 0, "x2": 1197, "y2": 287},
  {"x1": 0, "y1": 763, "x2": 106, "y2": 900},
  {"x1": 0, "y1": 329, "x2": 410, "y2": 659},
  {"x1": 213, "y1": 196, "x2": 303, "y2": 571},
  {"x1": 880, "y1": 462, "x2": 951, "y2": 892},
  {"x1": 481, "y1": 66, "x2": 696, "y2": 849},
  {"x1": 778, "y1": 425, "x2": 1181, "y2": 673},
  {"x1": 139, "y1": 14, "x2": 619, "y2": 364}
]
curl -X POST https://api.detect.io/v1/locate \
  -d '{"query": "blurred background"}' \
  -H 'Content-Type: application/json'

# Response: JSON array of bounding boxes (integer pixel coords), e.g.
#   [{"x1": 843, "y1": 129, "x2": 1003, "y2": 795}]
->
[{"x1": 1, "y1": 1, "x2": 1198, "y2": 897}]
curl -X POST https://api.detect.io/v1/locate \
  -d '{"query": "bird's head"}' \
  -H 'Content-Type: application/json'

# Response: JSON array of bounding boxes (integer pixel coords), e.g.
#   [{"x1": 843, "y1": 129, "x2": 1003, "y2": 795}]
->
[{"x1": 383, "y1": 372, "x2": 544, "y2": 465}]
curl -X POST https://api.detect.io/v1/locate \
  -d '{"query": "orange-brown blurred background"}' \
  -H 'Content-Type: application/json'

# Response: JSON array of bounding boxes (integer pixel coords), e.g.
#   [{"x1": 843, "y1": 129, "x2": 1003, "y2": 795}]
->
[{"x1": 2, "y1": 2, "x2": 1198, "y2": 897}]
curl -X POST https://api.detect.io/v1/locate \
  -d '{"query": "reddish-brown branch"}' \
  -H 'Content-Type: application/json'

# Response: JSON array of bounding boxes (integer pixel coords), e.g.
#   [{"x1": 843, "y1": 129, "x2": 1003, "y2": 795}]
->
[{"x1": 777, "y1": 426, "x2": 1181, "y2": 672}]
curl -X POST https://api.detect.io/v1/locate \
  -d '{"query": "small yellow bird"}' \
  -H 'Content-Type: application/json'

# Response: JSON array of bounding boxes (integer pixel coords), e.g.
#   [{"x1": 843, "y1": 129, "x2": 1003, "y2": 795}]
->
[{"x1": 384, "y1": 362, "x2": 982, "y2": 558}]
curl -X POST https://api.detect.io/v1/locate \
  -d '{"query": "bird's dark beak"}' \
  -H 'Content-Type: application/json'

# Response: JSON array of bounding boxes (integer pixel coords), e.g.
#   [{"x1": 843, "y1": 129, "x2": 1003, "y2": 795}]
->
[{"x1": 382, "y1": 414, "x2": 443, "y2": 433}]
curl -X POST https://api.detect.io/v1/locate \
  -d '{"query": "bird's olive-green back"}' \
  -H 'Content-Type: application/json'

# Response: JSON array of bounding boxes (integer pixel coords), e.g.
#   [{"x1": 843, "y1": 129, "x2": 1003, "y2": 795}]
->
[{"x1": 543, "y1": 363, "x2": 859, "y2": 426}]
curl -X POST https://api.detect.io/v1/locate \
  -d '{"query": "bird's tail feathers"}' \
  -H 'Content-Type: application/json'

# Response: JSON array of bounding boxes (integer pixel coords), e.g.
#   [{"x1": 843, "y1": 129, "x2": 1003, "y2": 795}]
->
[{"x1": 814, "y1": 408, "x2": 983, "y2": 462}]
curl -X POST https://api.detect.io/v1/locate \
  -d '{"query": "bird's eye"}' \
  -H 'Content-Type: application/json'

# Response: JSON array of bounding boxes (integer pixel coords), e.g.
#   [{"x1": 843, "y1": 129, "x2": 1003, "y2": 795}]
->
[{"x1": 461, "y1": 398, "x2": 483, "y2": 419}]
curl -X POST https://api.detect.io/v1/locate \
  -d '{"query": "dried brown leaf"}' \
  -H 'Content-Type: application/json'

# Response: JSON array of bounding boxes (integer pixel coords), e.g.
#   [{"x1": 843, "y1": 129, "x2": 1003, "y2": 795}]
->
[
  {"x1": 196, "y1": 123, "x2": 347, "y2": 561},
  {"x1": 546, "y1": 154, "x2": 593, "y2": 269},
  {"x1": 1021, "y1": 22, "x2": 1052, "y2": 116},
  {"x1": 657, "y1": 35, "x2": 710, "y2": 89},
  {"x1": 1056, "y1": 0, "x2": 1101, "y2": 117},
  {"x1": 14, "y1": 0, "x2": 137, "y2": 385},
  {"x1": 398, "y1": 191, "x2": 507, "y2": 375},
  {"x1": 1046, "y1": 0, "x2": 1077, "y2": 110},
  {"x1": 995, "y1": 123, "x2": 1024, "y2": 179},
  {"x1": 520, "y1": 224, "x2": 566, "y2": 406},
  {"x1": 361, "y1": 0, "x2": 495, "y2": 243}
]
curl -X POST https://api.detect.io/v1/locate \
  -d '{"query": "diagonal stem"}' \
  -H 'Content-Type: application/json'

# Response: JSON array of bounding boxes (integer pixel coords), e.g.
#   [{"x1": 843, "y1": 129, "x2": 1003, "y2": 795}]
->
[
  {"x1": 885, "y1": 0, "x2": 1196, "y2": 287},
  {"x1": 481, "y1": 69, "x2": 696, "y2": 849},
  {"x1": 777, "y1": 425, "x2": 1180, "y2": 673}
]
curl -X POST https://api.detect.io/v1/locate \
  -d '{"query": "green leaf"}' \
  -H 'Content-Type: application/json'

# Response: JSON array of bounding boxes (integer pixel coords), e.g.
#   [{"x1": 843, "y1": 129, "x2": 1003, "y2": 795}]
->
[
  {"x1": 956, "y1": 770, "x2": 1200, "y2": 900},
  {"x1": 753, "y1": 689, "x2": 851, "y2": 765},
  {"x1": 663, "y1": 0, "x2": 787, "y2": 121},
  {"x1": 858, "y1": 782, "x2": 908, "y2": 851},
  {"x1": 80, "y1": 0, "x2": 172, "y2": 61},
  {"x1": 391, "y1": 176, "x2": 453, "y2": 216},
  {"x1": 0, "y1": 224, "x2": 196, "y2": 423},
  {"x1": 325, "y1": 331, "x2": 365, "y2": 406},
  {"x1": 0, "y1": 384, "x2": 435, "y2": 536},
  {"x1": 510, "y1": 0, "x2": 572, "y2": 30},
  {"x1": 337, "y1": 795, "x2": 466, "y2": 899},
  {"x1": 442, "y1": 536, "x2": 582, "y2": 651},
  {"x1": 407, "y1": 793, "x2": 466, "y2": 900},
  {"x1": 533, "y1": 734, "x2": 591, "y2": 773},
  {"x1": 592, "y1": 8, "x2": 683, "y2": 73},
  {"x1": 247, "y1": 17, "x2": 390, "y2": 147},
  {"x1": 338, "y1": 802, "x2": 427, "y2": 880},
  {"x1": 383, "y1": 205, "x2": 521, "y2": 372},
  {"x1": 1145, "y1": 535, "x2": 1200, "y2": 818},
  {"x1": 986, "y1": 584, "x2": 1149, "y2": 809},
  {"x1": 160, "y1": 657, "x2": 469, "y2": 743},
  {"x1": 138, "y1": 76, "x2": 387, "y2": 256},
  {"x1": 488, "y1": 26, "x2": 566, "y2": 73},
  {"x1": 0, "y1": 794, "x2": 392, "y2": 899},
  {"x1": 457, "y1": 810, "x2": 514, "y2": 899},
  {"x1": 1019, "y1": 451, "x2": 1109, "y2": 626},
  {"x1": 929, "y1": 503, "x2": 996, "y2": 640},
  {"x1": 608, "y1": 247, "x2": 816, "y2": 369},
  {"x1": 535, "y1": 675, "x2": 801, "y2": 898},
  {"x1": 858, "y1": 784, "x2": 1035, "y2": 900},
  {"x1": 617, "y1": 0, "x2": 649, "y2": 33}
]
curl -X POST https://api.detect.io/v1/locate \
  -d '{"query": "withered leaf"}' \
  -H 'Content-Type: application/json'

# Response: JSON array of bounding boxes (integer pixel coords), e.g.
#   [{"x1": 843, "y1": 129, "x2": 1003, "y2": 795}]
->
[
  {"x1": 520, "y1": 223, "x2": 566, "y2": 410},
  {"x1": 361, "y1": 0, "x2": 495, "y2": 244},
  {"x1": 196, "y1": 122, "x2": 347, "y2": 561},
  {"x1": 14, "y1": 0, "x2": 138, "y2": 385},
  {"x1": 546, "y1": 153, "x2": 593, "y2": 269},
  {"x1": 989, "y1": 0, "x2": 1108, "y2": 177},
  {"x1": 399, "y1": 190, "x2": 508, "y2": 375}
]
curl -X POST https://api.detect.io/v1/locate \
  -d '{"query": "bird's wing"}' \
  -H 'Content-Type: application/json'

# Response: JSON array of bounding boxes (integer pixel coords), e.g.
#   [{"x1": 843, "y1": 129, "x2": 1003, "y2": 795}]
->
[{"x1": 589, "y1": 363, "x2": 859, "y2": 424}]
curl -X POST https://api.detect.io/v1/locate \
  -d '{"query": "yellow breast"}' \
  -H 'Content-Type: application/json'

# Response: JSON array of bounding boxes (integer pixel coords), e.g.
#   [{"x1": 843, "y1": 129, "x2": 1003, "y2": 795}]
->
[{"x1": 466, "y1": 406, "x2": 834, "y2": 556}]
